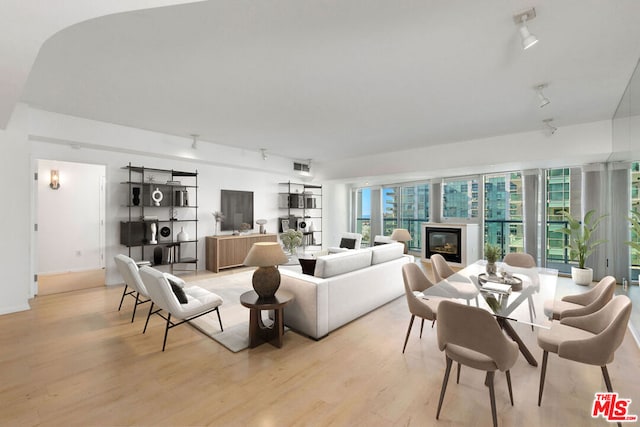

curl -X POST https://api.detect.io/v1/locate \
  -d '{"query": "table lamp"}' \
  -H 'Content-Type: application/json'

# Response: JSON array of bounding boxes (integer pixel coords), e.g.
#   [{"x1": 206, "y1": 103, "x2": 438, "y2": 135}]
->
[
  {"x1": 391, "y1": 228, "x2": 412, "y2": 254},
  {"x1": 243, "y1": 242, "x2": 289, "y2": 298}
]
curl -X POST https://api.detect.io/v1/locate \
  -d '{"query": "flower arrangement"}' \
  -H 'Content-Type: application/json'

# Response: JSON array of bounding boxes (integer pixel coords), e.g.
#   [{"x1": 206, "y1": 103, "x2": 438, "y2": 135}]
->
[{"x1": 281, "y1": 229, "x2": 303, "y2": 255}]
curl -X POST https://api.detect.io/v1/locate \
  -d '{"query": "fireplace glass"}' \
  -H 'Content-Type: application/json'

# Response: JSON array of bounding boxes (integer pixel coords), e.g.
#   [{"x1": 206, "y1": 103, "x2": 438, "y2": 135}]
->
[{"x1": 425, "y1": 227, "x2": 462, "y2": 264}]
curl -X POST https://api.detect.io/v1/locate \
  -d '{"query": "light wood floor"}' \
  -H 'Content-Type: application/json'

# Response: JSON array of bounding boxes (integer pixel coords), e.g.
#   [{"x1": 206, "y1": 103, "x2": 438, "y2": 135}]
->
[{"x1": 1, "y1": 267, "x2": 639, "y2": 426}]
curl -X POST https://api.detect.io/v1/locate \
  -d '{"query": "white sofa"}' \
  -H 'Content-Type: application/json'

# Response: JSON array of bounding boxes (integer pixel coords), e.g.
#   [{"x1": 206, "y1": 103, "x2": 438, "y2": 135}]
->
[{"x1": 279, "y1": 242, "x2": 413, "y2": 339}]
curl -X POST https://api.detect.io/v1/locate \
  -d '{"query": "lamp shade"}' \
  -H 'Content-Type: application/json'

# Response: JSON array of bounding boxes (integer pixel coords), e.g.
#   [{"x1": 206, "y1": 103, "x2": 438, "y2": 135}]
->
[
  {"x1": 243, "y1": 242, "x2": 288, "y2": 267},
  {"x1": 390, "y1": 228, "x2": 412, "y2": 242}
]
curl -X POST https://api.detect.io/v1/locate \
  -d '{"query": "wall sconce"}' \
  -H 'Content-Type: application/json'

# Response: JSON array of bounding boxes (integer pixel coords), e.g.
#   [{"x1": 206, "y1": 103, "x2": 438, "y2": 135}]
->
[{"x1": 50, "y1": 170, "x2": 60, "y2": 190}]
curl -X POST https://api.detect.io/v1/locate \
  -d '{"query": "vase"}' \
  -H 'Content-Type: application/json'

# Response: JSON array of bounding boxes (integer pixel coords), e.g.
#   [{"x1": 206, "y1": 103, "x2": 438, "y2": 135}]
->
[
  {"x1": 486, "y1": 261, "x2": 497, "y2": 276},
  {"x1": 132, "y1": 187, "x2": 140, "y2": 206},
  {"x1": 177, "y1": 227, "x2": 189, "y2": 242}
]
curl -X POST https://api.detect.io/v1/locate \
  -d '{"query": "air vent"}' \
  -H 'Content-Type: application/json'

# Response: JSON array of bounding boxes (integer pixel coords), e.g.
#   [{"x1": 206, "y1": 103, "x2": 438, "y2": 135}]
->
[{"x1": 293, "y1": 162, "x2": 310, "y2": 172}]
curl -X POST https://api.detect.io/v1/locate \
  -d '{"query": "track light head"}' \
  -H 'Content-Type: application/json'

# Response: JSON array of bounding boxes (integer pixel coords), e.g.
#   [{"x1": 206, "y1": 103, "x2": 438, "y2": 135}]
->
[
  {"x1": 260, "y1": 148, "x2": 267, "y2": 160},
  {"x1": 191, "y1": 134, "x2": 199, "y2": 149},
  {"x1": 543, "y1": 118, "x2": 557, "y2": 135},
  {"x1": 535, "y1": 84, "x2": 550, "y2": 108},
  {"x1": 514, "y1": 8, "x2": 539, "y2": 50}
]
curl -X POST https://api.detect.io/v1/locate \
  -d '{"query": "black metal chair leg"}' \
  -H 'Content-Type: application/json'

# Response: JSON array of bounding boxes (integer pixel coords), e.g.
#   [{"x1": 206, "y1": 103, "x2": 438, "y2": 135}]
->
[
  {"x1": 143, "y1": 302, "x2": 154, "y2": 334},
  {"x1": 402, "y1": 315, "x2": 415, "y2": 353},
  {"x1": 216, "y1": 307, "x2": 224, "y2": 331},
  {"x1": 436, "y1": 357, "x2": 453, "y2": 420},
  {"x1": 538, "y1": 350, "x2": 548, "y2": 406},
  {"x1": 419, "y1": 318, "x2": 425, "y2": 338},
  {"x1": 118, "y1": 285, "x2": 129, "y2": 311},
  {"x1": 486, "y1": 371, "x2": 497, "y2": 427},
  {"x1": 505, "y1": 370, "x2": 514, "y2": 405},
  {"x1": 131, "y1": 292, "x2": 139, "y2": 323},
  {"x1": 162, "y1": 313, "x2": 172, "y2": 352},
  {"x1": 456, "y1": 362, "x2": 461, "y2": 384},
  {"x1": 431, "y1": 319, "x2": 436, "y2": 328}
]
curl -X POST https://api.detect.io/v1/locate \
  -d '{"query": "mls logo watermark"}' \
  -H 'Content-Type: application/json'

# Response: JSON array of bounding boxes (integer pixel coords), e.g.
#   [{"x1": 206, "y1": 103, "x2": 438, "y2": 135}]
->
[{"x1": 592, "y1": 392, "x2": 638, "y2": 423}]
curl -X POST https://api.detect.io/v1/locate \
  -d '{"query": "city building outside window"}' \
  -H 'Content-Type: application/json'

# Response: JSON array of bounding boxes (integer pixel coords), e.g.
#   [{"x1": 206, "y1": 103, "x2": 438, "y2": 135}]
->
[
  {"x1": 484, "y1": 172, "x2": 523, "y2": 257},
  {"x1": 442, "y1": 178, "x2": 479, "y2": 219}
]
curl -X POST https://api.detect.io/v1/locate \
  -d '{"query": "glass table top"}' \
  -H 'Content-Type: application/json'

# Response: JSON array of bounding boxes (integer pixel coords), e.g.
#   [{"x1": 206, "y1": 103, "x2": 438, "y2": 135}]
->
[{"x1": 422, "y1": 260, "x2": 559, "y2": 329}]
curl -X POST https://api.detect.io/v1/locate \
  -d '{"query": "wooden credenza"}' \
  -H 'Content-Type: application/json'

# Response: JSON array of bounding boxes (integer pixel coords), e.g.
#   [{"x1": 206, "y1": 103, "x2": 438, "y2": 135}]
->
[{"x1": 206, "y1": 233, "x2": 278, "y2": 273}]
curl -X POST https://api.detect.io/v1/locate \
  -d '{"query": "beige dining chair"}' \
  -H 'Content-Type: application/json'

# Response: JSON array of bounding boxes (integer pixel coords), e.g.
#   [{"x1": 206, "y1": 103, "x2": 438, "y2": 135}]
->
[
  {"x1": 436, "y1": 300, "x2": 519, "y2": 427},
  {"x1": 536, "y1": 295, "x2": 631, "y2": 420},
  {"x1": 502, "y1": 252, "x2": 538, "y2": 328},
  {"x1": 430, "y1": 254, "x2": 479, "y2": 306},
  {"x1": 543, "y1": 275, "x2": 616, "y2": 320},
  {"x1": 401, "y1": 263, "x2": 441, "y2": 353}
]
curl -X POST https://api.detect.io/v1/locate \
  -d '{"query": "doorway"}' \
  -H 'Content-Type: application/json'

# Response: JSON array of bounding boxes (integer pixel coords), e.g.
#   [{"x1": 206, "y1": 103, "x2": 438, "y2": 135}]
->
[{"x1": 35, "y1": 159, "x2": 106, "y2": 295}]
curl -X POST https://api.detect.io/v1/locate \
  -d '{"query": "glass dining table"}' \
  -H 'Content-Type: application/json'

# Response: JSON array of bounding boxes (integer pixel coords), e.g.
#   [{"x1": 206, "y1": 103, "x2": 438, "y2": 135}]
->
[{"x1": 422, "y1": 260, "x2": 559, "y2": 366}]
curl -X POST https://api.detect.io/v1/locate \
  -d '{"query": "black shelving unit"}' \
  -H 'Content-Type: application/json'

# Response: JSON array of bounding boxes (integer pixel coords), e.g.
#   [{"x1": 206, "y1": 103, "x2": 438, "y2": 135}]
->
[
  {"x1": 121, "y1": 163, "x2": 199, "y2": 270},
  {"x1": 278, "y1": 181, "x2": 322, "y2": 250}
]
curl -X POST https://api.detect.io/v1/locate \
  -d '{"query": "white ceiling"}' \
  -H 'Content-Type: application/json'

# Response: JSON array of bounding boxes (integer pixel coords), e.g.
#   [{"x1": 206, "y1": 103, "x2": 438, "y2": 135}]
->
[{"x1": 18, "y1": 0, "x2": 640, "y2": 164}]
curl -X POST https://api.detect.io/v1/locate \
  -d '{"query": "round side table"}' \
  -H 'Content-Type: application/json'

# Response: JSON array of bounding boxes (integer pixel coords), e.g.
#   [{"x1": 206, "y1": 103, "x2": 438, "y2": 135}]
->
[{"x1": 240, "y1": 290, "x2": 294, "y2": 348}]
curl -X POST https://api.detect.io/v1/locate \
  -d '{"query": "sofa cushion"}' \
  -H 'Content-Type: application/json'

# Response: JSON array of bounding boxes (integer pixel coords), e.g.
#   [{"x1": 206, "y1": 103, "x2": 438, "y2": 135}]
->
[
  {"x1": 339, "y1": 237, "x2": 357, "y2": 249},
  {"x1": 370, "y1": 242, "x2": 405, "y2": 265},
  {"x1": 314, "y1": 249, "x2": 373, "y2": 278}
]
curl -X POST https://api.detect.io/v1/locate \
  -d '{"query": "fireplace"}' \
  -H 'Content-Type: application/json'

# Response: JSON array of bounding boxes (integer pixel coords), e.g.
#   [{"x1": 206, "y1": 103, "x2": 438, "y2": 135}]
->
[
  {"x1": 422, "y1": 223, "x2": 479, "y2": 267},
  {"x1": 425, "y1": 227, "x2": 462, "y2": 264}
]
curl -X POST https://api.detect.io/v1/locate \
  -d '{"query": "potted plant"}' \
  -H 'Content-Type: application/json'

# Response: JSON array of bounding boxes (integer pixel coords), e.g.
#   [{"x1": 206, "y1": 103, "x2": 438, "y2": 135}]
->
[
  {"x1": 559, "y1": 209, "x2": 607, "y2": 285},
  {"x1": 484, "y1": 243, "x2": 501, "y2": 276},
  {"x1": 281, "y1": 228, "x2": 303, "y2": 256}
]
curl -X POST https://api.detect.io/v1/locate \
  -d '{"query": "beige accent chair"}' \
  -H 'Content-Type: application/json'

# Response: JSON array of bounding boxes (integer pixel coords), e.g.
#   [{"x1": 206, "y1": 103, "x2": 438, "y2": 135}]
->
[
  {"x1": 436, "y1": 300, "x2": 519, "y2": 427},
  {"x1": 536, "y1": 295, "x2": 632, "y2": 414},
  {"x1": 401, "y1": 263, "x2": 441, "y2": 353},
  {"x1": 139, "y1": 266, "x2": 224, "y2": 351},
  {"x1": 543, "y1": 275, "x2": 616, "y2": 320},
  {"x1": 430, "y1": 253, "x2": 478, "y2": 306}
]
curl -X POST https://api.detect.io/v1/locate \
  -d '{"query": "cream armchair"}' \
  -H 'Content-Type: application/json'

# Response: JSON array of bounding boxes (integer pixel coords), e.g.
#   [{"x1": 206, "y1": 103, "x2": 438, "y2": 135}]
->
[
  {"x1": 114, "y1": 254, "x2": 187, "y2": 323},
  {"x1": 139, "y1": 266, "x2": 224, "y2": 351},
  {"x1": 327, "y1": 232, "x2": 363, "y2": 254}
]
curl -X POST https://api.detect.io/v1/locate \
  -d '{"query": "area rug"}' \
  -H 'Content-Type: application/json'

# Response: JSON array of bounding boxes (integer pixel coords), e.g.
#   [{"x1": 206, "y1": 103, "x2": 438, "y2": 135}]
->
[{"x1": 187, "y1": 270, "x2": 281, "y2": 353}]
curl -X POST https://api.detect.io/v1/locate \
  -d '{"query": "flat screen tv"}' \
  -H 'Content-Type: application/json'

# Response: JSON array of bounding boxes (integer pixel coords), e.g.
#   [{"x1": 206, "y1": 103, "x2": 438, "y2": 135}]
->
[{"x1": 220, "y1": 190, "x2": 254, "y2": 231}]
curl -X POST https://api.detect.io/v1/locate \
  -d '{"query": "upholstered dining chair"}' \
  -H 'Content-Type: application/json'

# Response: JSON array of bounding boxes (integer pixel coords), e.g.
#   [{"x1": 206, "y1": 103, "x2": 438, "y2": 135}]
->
[
  {"x1": 430, "y1": 254, "x2": 479, "y2": 306},
  {"x1": 436, "y1": 300, "x2": 519, "y2": 427},
  {"x1": 536, "y1": 295, "x2": 632, "y2": 418},
  {"x1": 543, "y1": 275, "x2": 616, "y2": 320},
  {"x1": 502, "y1": 252, "x2": 538, "y2": 328},
  {"x1": 139, "y1": 266, "x2": 224, "y2": 351},
  {"x1": 401, "y1": 263, "x2": 441, "y2": 353}
]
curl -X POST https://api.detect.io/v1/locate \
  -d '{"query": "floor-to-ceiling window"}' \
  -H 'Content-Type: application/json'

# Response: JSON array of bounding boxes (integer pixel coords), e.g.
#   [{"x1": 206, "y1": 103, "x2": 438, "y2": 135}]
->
[
  {"x1": 381, "y1": 183, "x2": 430, "y2": 252},
  {"x1": 484, "y1": 172, "x2": 523, "y2": 256},
  {"x1": 356, "y1": 188, "x2": 371, "y2": 246},
  {"x1": 631, "y1": 161, "x2": 640, "y2": 281},
  {"x1": 545, "y1": 167, "x2": 581, "y2": 273}
]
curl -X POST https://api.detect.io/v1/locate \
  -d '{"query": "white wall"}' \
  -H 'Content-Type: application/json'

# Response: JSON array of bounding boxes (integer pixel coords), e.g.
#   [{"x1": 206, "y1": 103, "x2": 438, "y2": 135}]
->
[
  {"x1": 37, "y1": 159, "x2": 105, "y2": 274},
  {"x1": 27, "y1": 108, "x2": 309, "y2": 286},
  {"x1": 0, "y1": 104, "x2": 31, "y2": 314}
]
